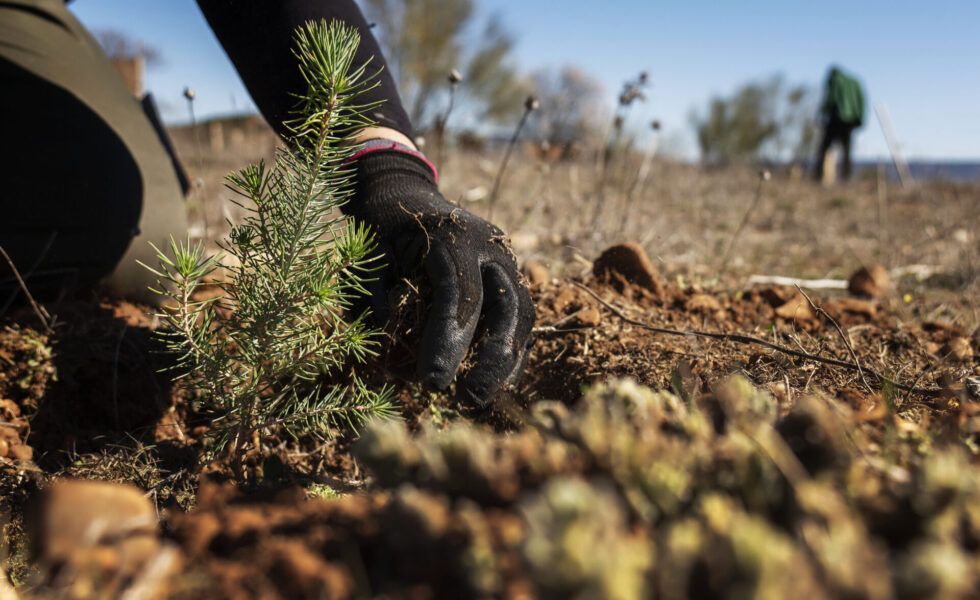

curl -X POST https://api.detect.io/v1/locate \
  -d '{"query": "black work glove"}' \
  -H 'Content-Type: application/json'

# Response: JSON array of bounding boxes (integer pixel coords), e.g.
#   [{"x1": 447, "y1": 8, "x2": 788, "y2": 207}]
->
[{"x1": 345, "y1": 149, "x2": 536, "y2": 405}]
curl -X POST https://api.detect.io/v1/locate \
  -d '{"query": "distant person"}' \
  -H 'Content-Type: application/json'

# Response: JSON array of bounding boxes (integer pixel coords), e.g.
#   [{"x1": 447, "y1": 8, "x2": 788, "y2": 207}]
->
[
  {"x1": 0, "y1": 0, "x2": 534, "y2": 404},
  {"x1": 814, "y1": 66, "x2": 866, "y2": 181}
]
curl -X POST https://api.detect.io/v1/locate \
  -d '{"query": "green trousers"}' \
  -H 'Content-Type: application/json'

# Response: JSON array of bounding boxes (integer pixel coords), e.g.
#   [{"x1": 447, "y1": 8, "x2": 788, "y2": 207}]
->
[{"x1": 0, "y1": 0, "x2": 187, "y2": 306}]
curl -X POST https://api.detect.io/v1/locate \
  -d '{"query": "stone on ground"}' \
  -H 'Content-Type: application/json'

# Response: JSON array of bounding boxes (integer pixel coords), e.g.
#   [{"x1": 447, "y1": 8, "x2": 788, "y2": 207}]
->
[
  {"x1": 593, "y1": 243, "x2": 664, "y2": 296},
  {"x1": 848, "y1": 264, "x2": 890, "y2": 298}
]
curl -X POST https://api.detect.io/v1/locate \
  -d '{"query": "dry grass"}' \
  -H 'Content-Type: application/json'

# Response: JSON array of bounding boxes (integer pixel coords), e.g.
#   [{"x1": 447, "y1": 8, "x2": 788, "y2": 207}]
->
[{"x1": 171, "y1": 122, "x2": 979, "y2": 330}]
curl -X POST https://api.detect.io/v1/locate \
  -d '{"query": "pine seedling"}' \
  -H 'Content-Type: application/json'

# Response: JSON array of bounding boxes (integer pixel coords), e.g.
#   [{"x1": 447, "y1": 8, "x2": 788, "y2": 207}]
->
[{"x1": 143, "y1": 21, "x2": 397, "y2": 480}]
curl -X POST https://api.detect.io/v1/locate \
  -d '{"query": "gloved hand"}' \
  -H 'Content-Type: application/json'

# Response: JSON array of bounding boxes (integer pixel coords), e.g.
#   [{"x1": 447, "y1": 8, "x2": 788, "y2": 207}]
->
[{"x1": 346, "y1": 147, "x2": 535, "y2": 405}]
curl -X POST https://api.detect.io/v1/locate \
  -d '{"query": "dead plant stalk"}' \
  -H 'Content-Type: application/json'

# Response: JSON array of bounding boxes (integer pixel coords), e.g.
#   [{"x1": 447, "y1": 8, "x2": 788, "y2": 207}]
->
[
  {"x1": 718, "y1": 171, "x2": 769, "y2": 277},
  {"x1": 488, "y1": 96, "x2": 537, "y2": 221},
  {"x1": 0, "y1": 244, "x2": 52, "y2": 334}
]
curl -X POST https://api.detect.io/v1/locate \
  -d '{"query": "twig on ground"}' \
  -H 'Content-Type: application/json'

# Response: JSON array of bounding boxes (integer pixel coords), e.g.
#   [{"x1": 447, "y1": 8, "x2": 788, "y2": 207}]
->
[
  {"x1": 794, "y1": 285, "x2": 873, "y2": 393},
  {"x1": 572, "y1": 281, "x2": 942, "y2": 397},
  {"x1": 0, "y1": 244, "x2": 53, "y2": 334}
]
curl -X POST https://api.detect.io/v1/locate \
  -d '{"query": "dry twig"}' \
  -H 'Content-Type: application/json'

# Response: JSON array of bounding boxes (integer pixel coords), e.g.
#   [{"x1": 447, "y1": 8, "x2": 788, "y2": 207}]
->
[
  {"x1": 794, "y1": 285, "x2": 873, "y2": 393},
  {"x1": 572, "y1": 281, "x2": 942, "y2": 397},
  {"x1": 0, "y1": 244, "x2": 53, "y2": 334}
]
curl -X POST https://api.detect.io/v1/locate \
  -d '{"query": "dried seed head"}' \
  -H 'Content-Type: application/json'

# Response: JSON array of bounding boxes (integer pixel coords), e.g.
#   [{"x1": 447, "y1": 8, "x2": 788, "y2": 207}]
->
[
  {"x1": 638, "y1": 70, "x2": 649, "y2": 85},
  {"x1": 448, "y1": 69, "x2": 463, "y2": 85},
  {"x1": 651, "y1": 120, "x2": 662, "y2": 131},
  {"x1": 524, "y1": 95, "x2": 540, "y2": 112},
  {"x1": 619, "y1": 85, "x2": 646, "y2": 107},
  {"x1": 183, "y1": 87, "x2": 196, "y2": 101}
]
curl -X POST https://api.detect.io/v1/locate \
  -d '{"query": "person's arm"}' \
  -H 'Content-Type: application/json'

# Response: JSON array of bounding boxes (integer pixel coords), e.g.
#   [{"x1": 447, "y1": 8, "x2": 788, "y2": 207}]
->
[
  {"x1": 197, "y1": 0, "x2": 535, "y2": 406},
  {"x1": 196, "y1": 0, "x2": 414, "y2": 142}
]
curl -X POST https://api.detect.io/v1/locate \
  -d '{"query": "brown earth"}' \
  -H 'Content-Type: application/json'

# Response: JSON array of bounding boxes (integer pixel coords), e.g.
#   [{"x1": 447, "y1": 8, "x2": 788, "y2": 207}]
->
[
  {"x1": 2, "y1": 252, "x2": 977, "y2": 597},
  {"x1": 2, "y1": 136, "x2": 978, "y2": 597}
]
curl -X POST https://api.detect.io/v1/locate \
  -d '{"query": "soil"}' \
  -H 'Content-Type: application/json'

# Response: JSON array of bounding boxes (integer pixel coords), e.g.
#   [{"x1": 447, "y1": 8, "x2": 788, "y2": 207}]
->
[
  {"x1": 3, "y1": 258, "x2": 977, "y2": 597},
  {"x1": 2, "y1": 150, "x2": 978, "y2": 598}
]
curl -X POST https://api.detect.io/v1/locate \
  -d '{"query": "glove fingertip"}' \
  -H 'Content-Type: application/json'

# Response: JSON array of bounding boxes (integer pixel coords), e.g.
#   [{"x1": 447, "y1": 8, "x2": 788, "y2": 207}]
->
[
  {"x1": 420, "y1": 368, "x2": 455, "y2": 392},
  {"x1": 455, "y1": 376, "x2": 495, "y2": 408}
]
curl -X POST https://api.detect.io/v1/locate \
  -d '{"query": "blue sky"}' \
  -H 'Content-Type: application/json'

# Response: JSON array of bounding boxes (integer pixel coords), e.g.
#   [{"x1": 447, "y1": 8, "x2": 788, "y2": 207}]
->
[{"x1": 72, "y1": 0, "x2": 980, "y2": 160}]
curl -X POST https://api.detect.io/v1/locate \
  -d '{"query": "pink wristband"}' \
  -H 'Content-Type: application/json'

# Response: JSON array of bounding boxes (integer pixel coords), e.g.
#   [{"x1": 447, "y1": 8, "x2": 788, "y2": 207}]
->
[{"x1": 348, "y1": 138, "x2": 439, "y2": 183}]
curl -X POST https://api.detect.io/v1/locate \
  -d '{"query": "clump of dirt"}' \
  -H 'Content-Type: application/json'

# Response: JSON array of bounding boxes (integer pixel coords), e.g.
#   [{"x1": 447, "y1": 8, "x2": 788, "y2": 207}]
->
[
  {"x1": 849, "y1": 263, "x2": 891, "y2": 298},
  {"x1": 27, "y1": 479, "x2": 181, "y2": 599},
  {"x1": 522, "y1": 259, "x2": 551, "y2": 288},
  {"x1": 0, "y1": 399, "x2": 33, "y2": 463},
  {"x1": 592, "y1": 242, "x2": 664, "y2": 297}
]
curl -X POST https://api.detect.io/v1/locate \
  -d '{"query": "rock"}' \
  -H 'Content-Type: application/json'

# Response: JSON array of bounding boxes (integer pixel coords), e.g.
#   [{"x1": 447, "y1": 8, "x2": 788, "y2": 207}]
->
[
  {"x1": 593, "y1": 243, "x2": 664, "y2": 296},
  {"x1": 686, "y1": 294, "x2": 722, "y2": 313},
  {"x1": 552, "y1": 288, "x2": 580, "y2": 314},
  {"x1": 574, "y1": 306, "x2": 603, "y2": 327},
  {"x1": 0, "y1": 424, "x2": 30, "y2": 463},
  {"x1": 774, "y1": 293, "x2": 816, "y2": 322},
  {"x1": 943, "y1": 337, "x2": 973, "y2": 361},
  {"x1": 8, "y1": 444, "x2": 31, "y2": 462},
  {"x1": 758, "y1": 287, "x2": 792, "y2": 307},
  {"x1": 33, "y1": 480, "x2": 160, "y2": 584},
  {"x1": 848, "y1": 264, "x2": 890, "y2": 298},
  {"x1": 523, "y1": 260, "x2": 550, "y2": 287},
  {"x1": 831, "y1": 298, "x2": 877, "y2": 319},
  {"x1": 0, "y1": 399, "x2": 20, "y2": 419}
]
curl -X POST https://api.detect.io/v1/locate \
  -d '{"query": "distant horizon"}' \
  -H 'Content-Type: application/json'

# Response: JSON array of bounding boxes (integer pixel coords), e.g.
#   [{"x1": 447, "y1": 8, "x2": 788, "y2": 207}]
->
[
  {"x1": 169, "y1": 110, "x2": 980, "y2": 166},
  {"x1": 72, "y1": 0, "x2": 980, "y2": 162}
]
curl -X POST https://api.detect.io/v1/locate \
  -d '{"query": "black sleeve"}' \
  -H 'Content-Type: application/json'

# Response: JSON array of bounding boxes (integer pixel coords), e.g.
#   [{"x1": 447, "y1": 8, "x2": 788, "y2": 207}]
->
[{"x1": 196, "y1": 0, "x2": 414, "y2": 140}]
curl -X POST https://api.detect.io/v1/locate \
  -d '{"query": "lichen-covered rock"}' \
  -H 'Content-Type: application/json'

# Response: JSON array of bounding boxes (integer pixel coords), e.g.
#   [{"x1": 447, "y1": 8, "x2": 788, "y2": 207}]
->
[
  {"x1": 521, "y1": 477, "x2": 652, "y2": 600},
  {"x1": 163, "y1": 377, "x2": 980, "y2": 598}
]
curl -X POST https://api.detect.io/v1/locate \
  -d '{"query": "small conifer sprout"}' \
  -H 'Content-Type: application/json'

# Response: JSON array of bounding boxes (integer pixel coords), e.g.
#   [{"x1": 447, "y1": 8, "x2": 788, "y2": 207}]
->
[{"x1": 143, "y1": 20, "x2": 397, "y2": 478}]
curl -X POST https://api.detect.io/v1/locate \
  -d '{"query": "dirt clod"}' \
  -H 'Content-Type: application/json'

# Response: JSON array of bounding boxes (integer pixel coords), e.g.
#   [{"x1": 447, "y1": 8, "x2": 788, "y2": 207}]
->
[
  {"x1": 30, "y1": 479, "x2": 178, "y2": 598},
  {"x1": 593, "y1": 243, "x2": 664, "y2": 296},
  {"x1": 35, "y1": 480, "x2": 158, "y2": 563},
  {"x1": 848, "y1": 264, "x2": 891, "y2": 298},
  {"x1": 523, "y1": 259, "x2": 551, "y2": 287},
  {"x1": 574, "y1": 305, "x2": 603, "y2": 327},
  {"x1": 944, "y1": 337, "x2": 974, "y2": 361},
  {"x1": 774, "y1": 292, "x2": 816, "y2": 322},
  {"x1": 830, "y1": 297, "x2": 878, "y2": 319}
]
